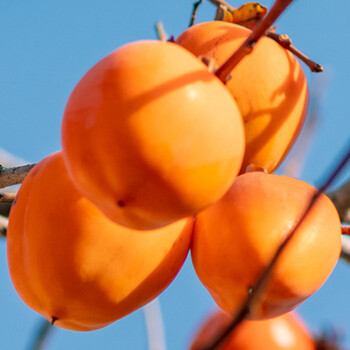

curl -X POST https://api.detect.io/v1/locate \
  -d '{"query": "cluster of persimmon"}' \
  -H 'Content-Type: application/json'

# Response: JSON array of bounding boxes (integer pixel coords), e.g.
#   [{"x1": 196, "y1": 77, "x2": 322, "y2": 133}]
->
[{"x1": 6, "y1": 18, "x2": 341, "y2": 341}]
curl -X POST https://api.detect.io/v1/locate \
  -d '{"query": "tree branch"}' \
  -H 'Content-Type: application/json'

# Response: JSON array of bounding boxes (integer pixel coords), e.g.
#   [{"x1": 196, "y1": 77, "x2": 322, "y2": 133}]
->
[
  {"x1": 266, "y1": 31, "x2": 323, "y2": 72},
  {"x1": 215, "y1": 0, "x2": 294, "y2": 83},
  {"x1": 0, "y1": 163, "x2": 36, "y2": 189},
  {"x1": 27, "y1": 319, "x2": 53, "y2": 350},
  {"x1": 143, "y1": 299, "x2": 166, "y2": 350},
  {"x1": 206, "y1": 0, "x2": 323, "y2": 74},
  {"x1": 155, "y1": 22, "x2": 168, "y2": 41},
  {"x1": 190, "y1": 0, "x2": 204, "y2": 27}
]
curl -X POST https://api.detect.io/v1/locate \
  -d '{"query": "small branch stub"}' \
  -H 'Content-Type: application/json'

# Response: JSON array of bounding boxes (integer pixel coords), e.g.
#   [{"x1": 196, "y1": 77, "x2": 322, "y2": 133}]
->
[{"x1": 155, "y1": 22, "x2": 168, "y2": 42}]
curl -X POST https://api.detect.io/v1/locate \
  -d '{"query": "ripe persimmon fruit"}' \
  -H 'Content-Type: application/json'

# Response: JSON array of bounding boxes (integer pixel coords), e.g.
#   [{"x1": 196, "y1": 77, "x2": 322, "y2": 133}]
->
[
  {"x1": 7, "y1": 152, "x2": 193, "y2": 331},
  {"x1": 177, "y1": 21, "x2": 309, "y2": 173},
  {"x1": 61, "y1": 40, "x2": 245, "y2": 230},
  {"x1": 190, "y1": 309, "x2": 315, "y2": 350},
  {"x1": 191, "y1": 172, "x2": 341, "y2": 319}
]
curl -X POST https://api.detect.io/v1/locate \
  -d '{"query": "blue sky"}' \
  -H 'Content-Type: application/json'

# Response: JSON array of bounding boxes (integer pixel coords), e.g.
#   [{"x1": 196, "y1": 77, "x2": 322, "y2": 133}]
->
[{"x1": 0, "y1": 1, "x2": 350, "y2": 349}]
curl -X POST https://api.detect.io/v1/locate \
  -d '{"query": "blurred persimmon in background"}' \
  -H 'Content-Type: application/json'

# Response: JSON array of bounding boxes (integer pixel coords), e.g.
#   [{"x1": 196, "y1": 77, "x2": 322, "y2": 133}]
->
[{"x1": 190, "y1": 309, "x2": 315, "y2": 349}]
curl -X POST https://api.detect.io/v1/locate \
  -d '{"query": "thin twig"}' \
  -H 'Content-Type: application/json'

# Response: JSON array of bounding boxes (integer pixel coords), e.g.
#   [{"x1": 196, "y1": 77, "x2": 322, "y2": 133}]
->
[
  {"x1": 190, "y1": 0, "x2": 204, "y2": 27},
  {"x1": 143, "y1": 299, "x2": 166, "y2": 350},
  {"x1": 155, "y1": 22, "x2": 168, "y2": 41},
  {"x1": 27, "y1": 319, "x2": 53, "y2": 350},
  {"x1": 215, "y1": 0, "x2": 294, "y2": 83},
  {"x1": 266, "y1": 31, "x2": 323, "y2": 72},
  {"x1": 0, "y1": 163, "x2": 36, "y2": 189},
  {"x1": 196, "y1": 145, "x2": 350, "y2": 350}
]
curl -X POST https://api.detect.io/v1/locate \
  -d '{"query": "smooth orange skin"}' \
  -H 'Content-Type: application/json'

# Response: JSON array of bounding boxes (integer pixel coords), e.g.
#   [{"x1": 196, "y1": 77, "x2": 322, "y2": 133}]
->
[
  {"x1": 7, "y1": 152, "x2": 193, "y2": 331},
  {"x1": 192, "y1": 172, "x2": 341, "y2": 319},
  {"x1": 61, "y1": 40, "x2": 245, "y2": 230},
  {"x1": 177, "y1": 21, "x2": 309, "y2": 173},
  {"x1": 190, "y1": 309, "x2": 315, "y2": 350}
]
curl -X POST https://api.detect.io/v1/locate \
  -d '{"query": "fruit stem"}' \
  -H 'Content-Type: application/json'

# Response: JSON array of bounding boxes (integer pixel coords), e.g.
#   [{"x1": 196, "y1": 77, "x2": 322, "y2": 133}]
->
[
  {"x1": 0, "y1": 163, "x2": 36, "y2": 189},
  {"x1": 195, "y1": 144, "x2": 350, "y2": 350},
  {"x1": 266, "y1": 31, "x2": 323, "y2": 72},
  {"x1": 215, "y1": 0, "x2": 294, "y2": 83}
]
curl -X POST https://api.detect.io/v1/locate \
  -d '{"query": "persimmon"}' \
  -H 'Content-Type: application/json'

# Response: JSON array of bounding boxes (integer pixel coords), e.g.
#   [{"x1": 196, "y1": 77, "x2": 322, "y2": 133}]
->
[
  {"x1": 190, "y1": 309, "x2": 315, "y2": 350},
  {"x1": 177, "y1": 21, "x2": 309, "y2": 173},
  {"x1": 61, "y1": 40, "x2": 245, "y2": 230},
  {"x1": 191, "y1": 172, "x2": 341, "y2": 319},
  {"x1": 7, "y1": 152, "x2": 193, "y2": 331}
]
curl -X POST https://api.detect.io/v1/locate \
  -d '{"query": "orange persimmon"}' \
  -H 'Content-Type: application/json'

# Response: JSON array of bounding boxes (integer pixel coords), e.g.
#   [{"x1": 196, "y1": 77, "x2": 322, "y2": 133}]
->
[
  {"x1": 7, "y1": 152, "x2": 193, "y2": 331},
  {"x1": 191, "y1": 172, "x2": 341, "y2": 319},
  {"x1": 177, "y1": 21, "x2": 309, "y2": 173},
  {"x1": 61, "y1": 40, "x2": 245, "y2": 230},
  {"x1": 190, "y1": 309, "x2": 315, "y2": 350}
]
